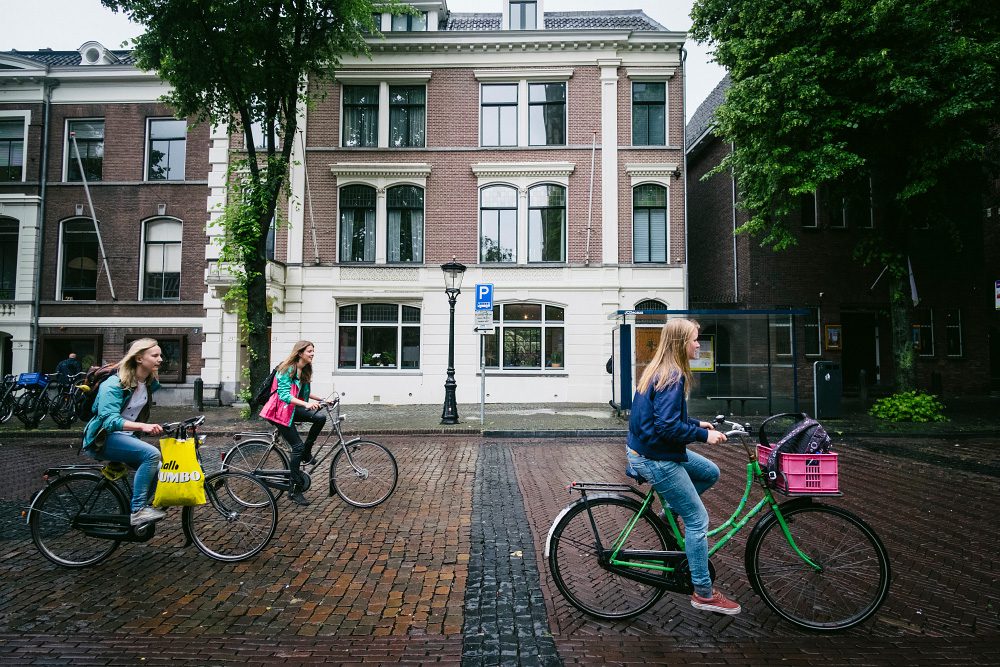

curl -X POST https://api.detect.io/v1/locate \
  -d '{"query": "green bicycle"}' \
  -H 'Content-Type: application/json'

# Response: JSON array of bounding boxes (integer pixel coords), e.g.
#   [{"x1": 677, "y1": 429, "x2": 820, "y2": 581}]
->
[{"x1": 545, "y1": 417, "x2": 890, "y2": 631}]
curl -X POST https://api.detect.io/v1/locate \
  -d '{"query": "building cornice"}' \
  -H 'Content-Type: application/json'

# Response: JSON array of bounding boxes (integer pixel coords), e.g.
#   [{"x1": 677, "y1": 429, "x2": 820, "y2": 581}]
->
[
  {"x1": 626, "y1": 67, "x2": 677, "y2": 80},
  {"x1": 625, "y1": 163, "x2": 680, "y2": 178},
  {"x1": 471, "y1": 162, "x2": 575, "y2": 178},
  {"x1": 329, "y1": 162, "x2": 433, "y2": 178},
  {"x1": 473, "y1": 68, "x2": 573, "y2": 82},
  {"x1": 334, "y1": 70, "x2": 433, "y2": 83}
]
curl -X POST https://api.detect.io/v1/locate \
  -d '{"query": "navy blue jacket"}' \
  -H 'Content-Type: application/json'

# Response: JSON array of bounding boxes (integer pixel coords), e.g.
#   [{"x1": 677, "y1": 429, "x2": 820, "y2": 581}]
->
[{"x1": 627, "y1": 375, "x2": 708, "y2": 461}]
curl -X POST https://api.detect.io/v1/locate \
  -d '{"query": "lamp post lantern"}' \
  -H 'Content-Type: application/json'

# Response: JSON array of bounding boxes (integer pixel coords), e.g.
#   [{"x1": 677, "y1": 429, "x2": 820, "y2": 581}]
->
[{"x1": 440, "y1": 259, "x2": 467, "y2": 424}]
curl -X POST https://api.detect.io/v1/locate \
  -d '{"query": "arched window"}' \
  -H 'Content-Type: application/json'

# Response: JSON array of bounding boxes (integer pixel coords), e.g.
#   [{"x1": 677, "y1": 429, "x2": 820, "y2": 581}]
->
[
  {"x1": 635, "y1": 298, "x2": 667, "y2": 325},
  {"x1": 339, "y1": 185, "x2": 376, "y2": 262},
  {"x1": 480, "y1": 185, "x2": 517, "y2": 262},
  {"x1": 60, "y1": 219, "x2": 99, "y2": 300},
  {"x1": 528, "y1": 184, "x2": 565, "y2": 262},
  {"x1": 387, "y1": 185, "x2": 424, "y2": 263},
  {"x1": 0, "y1": 218, "x2": 17, "y2": 300},
  {"x1": 143, "y1": 218, "x2": 182, "y2": 300},
  {"x1": 633, "y1": 184, "x2": 668, "y2": 263}
]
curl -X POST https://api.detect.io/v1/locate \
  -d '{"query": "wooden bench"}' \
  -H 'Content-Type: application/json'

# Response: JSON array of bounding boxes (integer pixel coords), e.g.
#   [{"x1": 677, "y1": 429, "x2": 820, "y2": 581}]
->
[{"x1": 706, "y1": 396, "x2": 766, "y2": 415}]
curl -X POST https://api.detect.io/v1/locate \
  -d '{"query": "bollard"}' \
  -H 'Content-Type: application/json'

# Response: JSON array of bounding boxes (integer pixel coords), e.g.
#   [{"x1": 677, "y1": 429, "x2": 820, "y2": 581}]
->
[
  {"x1": 193, "y1": 377, "x2": 203, "y2": 410},
  {"x1": 858, "y1": 369, "x2": 868, "y2": 406}
]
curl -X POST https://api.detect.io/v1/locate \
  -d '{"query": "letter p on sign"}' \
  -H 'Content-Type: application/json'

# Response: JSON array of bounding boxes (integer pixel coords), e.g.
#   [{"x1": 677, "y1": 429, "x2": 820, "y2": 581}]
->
[{"x1": 475, "y1": 283, "x2": 494, "y2": 311}]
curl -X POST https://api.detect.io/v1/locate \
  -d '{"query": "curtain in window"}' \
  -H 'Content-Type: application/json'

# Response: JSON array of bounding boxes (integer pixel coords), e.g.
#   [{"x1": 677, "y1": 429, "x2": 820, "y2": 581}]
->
[
  {"x1": 343, "y1": 86, "x2": 378, "y2": 147},
  {"x1": 633, "y1": 185, "x2": 667, "y2": 262},
  {"x1": 339, "y1": 185, "x2": 376, "y2": 262},
  {"x1": 389, "y1": 87, "x2": 425, "y2": 147}
]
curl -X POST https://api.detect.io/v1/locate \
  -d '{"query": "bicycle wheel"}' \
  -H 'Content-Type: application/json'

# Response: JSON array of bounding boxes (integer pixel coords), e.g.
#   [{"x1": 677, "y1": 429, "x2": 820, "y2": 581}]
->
[
  {"x1": 746, "y1": 502, "x2": 891, "y2": 631},
  {"x1": 49, "y1": 393, "x2": 77, "y2": 428},
  {"x1": 29, "y1": 472, "x2": 128, "y2": 568},
  {"x1": 329, "y1": 440, "x2": 398, "y2": 508},
  {"x1": 549, "y1": 496, "x2": 673, "y2": 619},
  {"x1": 183, "y1": 471, "x2": 277, "y2": 562},
  {"x1": 221, "y1": 439, "x2": 289, "y2": 503},
  {"x1": 0, "y1": 391, "x2": 14, "y2": 424}
]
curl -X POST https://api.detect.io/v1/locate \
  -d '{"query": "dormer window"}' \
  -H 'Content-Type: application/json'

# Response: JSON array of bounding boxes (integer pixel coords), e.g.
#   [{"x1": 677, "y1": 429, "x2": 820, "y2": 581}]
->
[
  {"x1": 509, "y1": 1, "x2": 537, "y2": 30},
  {"x1": 77, "y1": 41, "x2": 121, "y2": 66}
]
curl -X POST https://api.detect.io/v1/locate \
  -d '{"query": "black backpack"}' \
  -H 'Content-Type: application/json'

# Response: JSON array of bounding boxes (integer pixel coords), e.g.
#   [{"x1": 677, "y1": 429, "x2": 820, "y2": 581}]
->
[
  {"x1": 759, "y1": 413, "x2": 833, "y2": 483},
  {"x1": 78, "y1": 363, "x2": 120, "y2": 419},
  {"x1": 249, "y1": 366, "x2": 279, "y2": 412}
]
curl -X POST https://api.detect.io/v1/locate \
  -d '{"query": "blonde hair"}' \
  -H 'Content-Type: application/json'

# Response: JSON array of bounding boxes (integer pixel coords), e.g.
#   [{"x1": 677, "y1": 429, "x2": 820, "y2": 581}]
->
[
  {"x1": 636, "y1": 318, "x2": 699, "y2": 396},
  {"x1": 118, "y1": 338, "x2": 160, "y2": 390},
  {"x1": 276, "y1": 340, "x2": 314, "y2": 386}
]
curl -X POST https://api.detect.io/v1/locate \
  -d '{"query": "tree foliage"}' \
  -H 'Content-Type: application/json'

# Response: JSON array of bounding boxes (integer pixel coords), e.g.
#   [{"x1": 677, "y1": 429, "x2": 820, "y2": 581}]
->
[
  {"x1": 691, "y1": 0, "x2": 1000, "y2": 389},
  {"x1": 102, "y1": 0, "x2": 388, "y2": 390}
]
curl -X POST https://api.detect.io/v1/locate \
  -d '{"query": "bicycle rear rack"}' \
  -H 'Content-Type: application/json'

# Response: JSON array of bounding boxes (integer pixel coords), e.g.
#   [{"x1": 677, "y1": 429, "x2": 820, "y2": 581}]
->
[{"x1": 568, "y1": 481, "x2": 646, "y2": 498}]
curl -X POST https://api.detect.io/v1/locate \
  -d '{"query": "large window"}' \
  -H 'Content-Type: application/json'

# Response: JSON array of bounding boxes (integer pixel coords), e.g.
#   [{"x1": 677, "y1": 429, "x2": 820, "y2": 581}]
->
[
  {"x1": 528, "y1": 83, "x2": 566, "y2": 146},
  {"x1": 480, "y1": 185, "x2": 517, "y2": 263},
  {"x1": 633, "y1": 184, "x2": 668, "y2": 263},
  {"x1": 632, "y1": 82, "x2": 665, "y2": 146},
  {"x1": 0, "y1": 218, "x2": 16, "y2": 300},
  {"x1": 60, "y1": 219, "x2": 99, "y2": 300},
  {"x1": 481, "y1": 84, "x2": 518, "y2": 147},
  {"x1": 343, "y1": 85, "x2": 379, "y2": 147},
  {"x1": 0, "y1": 119, "x2": 25, "y2": 182},
  {"x1": 509, "y1": 1, "x2": 537, "y2": 30},
  {"x1": 389, "y1": 86, "x2": 426, "y2": 148},
  {"x1": 391, "y1": 11, "x2": 427, "y2": 31},
  {"x1": 143, "y1": 218, "x2": 182, "y2": 300},
  {"x1": 387, "y1": 185, "x2": 424, "y2": 263},
  {"x1": 527, "y1": 184, "x2": 565, "y2": 262},
  {"x1": 126, "y1": 335, "x2": 185, "y2": 383},
  {"x1": 339, "y1": 185, "x2": 376, "y2": 262},
  {"x1": 147, "y1": 118, "x2": 187, "y2": 180},
  {"x1": 67, "y1": 120, "x2": 104, "y2": 182},
  {"x1": 483, "y1": 303, "x2": 565, "y2": 370},
  {"x1": 913, "y1": 308, "x2": 934, "y2": 357},
  {"x1": 338, "y1": 303, "x2": 421, "y2": 370}
]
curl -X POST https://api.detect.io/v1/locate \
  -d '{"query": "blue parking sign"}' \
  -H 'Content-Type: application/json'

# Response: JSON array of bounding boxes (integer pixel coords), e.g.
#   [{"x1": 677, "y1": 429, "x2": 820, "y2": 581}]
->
[{"x1": 475, "y1": 283, "x2": 494, "y2": 311}]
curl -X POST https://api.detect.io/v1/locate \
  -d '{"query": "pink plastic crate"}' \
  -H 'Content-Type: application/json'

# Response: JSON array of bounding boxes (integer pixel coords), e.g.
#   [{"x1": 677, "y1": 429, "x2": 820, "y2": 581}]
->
[{"x1": 756, "y1": 444, "x2": 840, "y2": 495}]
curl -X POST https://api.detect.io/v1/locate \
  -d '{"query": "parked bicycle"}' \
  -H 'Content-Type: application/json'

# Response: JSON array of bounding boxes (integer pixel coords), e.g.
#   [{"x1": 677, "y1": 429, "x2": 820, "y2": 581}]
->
[
  {"x1": 11, "y1": 372, "x2": 56, "y2": 429},
  {"x1": 545, "y1": 416, "x2": 890, "y2": 631},
  {"x1": 221, "y1": 393, "x2": 398, "y2": 508},
  {"x1": 0, "y1": 373, "x2": 17, "y2": 424},
  {"x1": 46, "y1": 371, "x2": 88, "y2": 428},
  {"x1": 23, "y1": 416, "x2": 278, "y2": 566}
]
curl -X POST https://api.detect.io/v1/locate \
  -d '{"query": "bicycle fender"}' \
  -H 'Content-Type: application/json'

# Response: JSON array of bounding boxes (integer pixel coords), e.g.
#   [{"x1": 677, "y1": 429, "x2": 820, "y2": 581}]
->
[{"x1": 543, "y1": 493, "x2": 633, "y2": 559}]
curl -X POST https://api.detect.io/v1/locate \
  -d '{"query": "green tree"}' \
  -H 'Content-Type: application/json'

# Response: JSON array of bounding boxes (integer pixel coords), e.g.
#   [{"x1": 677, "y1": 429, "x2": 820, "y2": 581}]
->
[
  {"x1": 691, "y1": 0, "x2": 999, "y2": 390},
  {"x1": 102, "y1": 0, "x2": 390, "y2": 391}
]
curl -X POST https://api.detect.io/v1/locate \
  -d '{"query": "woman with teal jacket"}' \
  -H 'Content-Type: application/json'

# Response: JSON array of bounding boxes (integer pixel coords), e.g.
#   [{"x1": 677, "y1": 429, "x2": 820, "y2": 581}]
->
[
  {"x1": 259, "y1": 340, "x2": 326, "y2": 506},
  {"x1": 81, "y1": 338, "x2": 165, "y2": 526}
]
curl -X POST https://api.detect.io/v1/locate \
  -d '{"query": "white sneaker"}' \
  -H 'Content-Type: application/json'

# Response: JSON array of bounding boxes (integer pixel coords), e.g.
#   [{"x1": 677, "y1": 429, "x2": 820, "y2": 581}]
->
[{"x1": 130, "y1": 506, "x2": 167, "y2": 526}]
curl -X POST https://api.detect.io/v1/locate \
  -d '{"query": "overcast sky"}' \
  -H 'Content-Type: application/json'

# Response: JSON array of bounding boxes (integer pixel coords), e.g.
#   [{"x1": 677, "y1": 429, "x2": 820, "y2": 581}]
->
[{"x1": 1, "y1": 0, "x2": 725, "y2": 121}]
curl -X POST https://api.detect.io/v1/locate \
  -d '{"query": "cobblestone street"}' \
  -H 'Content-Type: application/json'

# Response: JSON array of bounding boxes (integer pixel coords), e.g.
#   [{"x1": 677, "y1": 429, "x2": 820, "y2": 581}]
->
[{"x1": 1, "y1": 434, "x2": 998, "y2": 665}]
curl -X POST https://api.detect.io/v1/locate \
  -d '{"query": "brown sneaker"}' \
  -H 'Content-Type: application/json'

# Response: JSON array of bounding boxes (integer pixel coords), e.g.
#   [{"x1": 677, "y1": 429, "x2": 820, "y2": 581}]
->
[{"x1": 691, "y1": 589, "x2": 741, "y2": 615}]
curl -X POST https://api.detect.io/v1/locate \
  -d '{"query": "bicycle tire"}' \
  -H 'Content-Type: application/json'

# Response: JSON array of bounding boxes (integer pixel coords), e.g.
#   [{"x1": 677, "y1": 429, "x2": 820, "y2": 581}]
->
[
  {"x1": 49, "y1": 393, "x2": 77, "y2": 428},
  {"x1": 183, "y1": 471, "x2": 277, "y2": 562},
  {"x1": 29, "y1": 472, "x2": 128, "y2": 568},
  {"x1": 746, "y1": 502, "x2": 891, "y2": 631},
  {"x1": 0, "y1": 391, "x2": 14, "y2": 424},
  {"x1": 221, "y1": 438, "x2": 290, "y2": 503},
  {"x1": 329, "y1": 440, "x2": 398, "y2": 508},
  {"x1": 548, "y1": 496, "x2": 673, "y2": 619}
]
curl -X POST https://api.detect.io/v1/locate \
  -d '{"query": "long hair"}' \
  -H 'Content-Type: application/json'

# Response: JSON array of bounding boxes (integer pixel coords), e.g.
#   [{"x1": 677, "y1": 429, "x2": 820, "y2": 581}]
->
[
  {"x1": 636, "y1": 318, "x2": 699, "y2": 397},
  {"x1": 118, "y1": 338, "x2": 159, "y2": 390},
  {"x1": 276, "y1": 340, "x2": 314, "y2": 386}
]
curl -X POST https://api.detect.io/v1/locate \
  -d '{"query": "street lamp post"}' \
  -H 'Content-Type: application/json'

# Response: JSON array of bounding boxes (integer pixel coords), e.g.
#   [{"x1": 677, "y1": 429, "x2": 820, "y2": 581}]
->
[{"x1": 440, "y1": 259, "x2": 467, "y2": 424}]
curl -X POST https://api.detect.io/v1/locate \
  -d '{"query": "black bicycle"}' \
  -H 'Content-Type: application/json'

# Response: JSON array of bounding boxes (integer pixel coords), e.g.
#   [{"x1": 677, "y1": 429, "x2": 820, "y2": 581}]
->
[{"x1": 47, "y1": 371, "x2": 88, "y2": 428}]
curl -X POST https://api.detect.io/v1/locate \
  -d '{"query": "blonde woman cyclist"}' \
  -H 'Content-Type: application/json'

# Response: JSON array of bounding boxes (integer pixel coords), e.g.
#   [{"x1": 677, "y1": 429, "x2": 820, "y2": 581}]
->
[
  {"x1": 81, "y1": 338, "x2": 166, "y2": 526},
  {"x1": 259, "y1": 340, "x2": 326, "y2": 506},
  {"x1": 625, "y1": 318, "x2": 740, "y2": 615}
]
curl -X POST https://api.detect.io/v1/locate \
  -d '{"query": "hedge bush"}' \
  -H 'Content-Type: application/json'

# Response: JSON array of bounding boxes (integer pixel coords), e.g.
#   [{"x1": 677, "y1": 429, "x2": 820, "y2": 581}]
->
[{"x1": 869, "y1": 391, "x2": 948, "y2": 423}]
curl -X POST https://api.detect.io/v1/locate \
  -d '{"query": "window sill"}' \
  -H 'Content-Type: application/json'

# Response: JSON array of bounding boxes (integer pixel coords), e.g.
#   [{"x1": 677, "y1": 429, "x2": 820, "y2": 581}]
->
[
  {"x1": 477, "y1": 371, "x2": 569, "y2": 378},
  {"x1": 336, "y1": 369, "x2": 422, "y2": 376}
]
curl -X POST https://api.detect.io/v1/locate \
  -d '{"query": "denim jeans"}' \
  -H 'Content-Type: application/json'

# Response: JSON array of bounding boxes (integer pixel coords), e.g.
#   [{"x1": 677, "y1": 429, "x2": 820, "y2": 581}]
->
[
  {"x1": 85, "y1": 431, "x2": 162, "y2": 512},
  {"x1": 274, "y1": 406, "x2": 326, "y2": 490},
  {"x1": 626, "y1": 447, "x2": 720, "y2": 598}
]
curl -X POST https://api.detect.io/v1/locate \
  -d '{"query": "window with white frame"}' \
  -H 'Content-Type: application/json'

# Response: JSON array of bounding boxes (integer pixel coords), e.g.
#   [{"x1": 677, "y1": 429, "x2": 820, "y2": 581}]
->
[
  {"x1": 389, "y1": 86, "x2": 426, "y2": 148},
  {"x1": 66, "y1": 120, "x2": 104, "y2": 182},
  {"x1": 482, "y1": 303, "x2": 565, "y2": 370},
  {"x1": 0, "y1": 118, "x2": 26, "y2": 182},
  {"x1": 632, "y1": 82, "x2": 666, "y2": 146},
  {"x1": 481, "y1": 84, "x2": 518, "y2": 147},
  {"x1": 343, "y1": 85, "x2": 379, "y2": 147},
  {"x1": 527, "y1": 184, "x2": 565, "y2": 262},
  {"x1": 528, "y1": 83, "x2": 566, "y2": 146},
  {"x1": 771, "y1": 310, "x2": 793, "y2": 356},
  {"x1": 0, "y1": 218, "x2": 17, "y2": 300},
  {"x1": 142, "y1": 218, "x2": 182, "y2": 300},
  {"x1": 60, "y1": 219, "x2": 99, "y2": 300},
  {"x1": 944, "y1": 308, "x2": 962, "y2": 357},
  {"x1": 804, "y1": 306, "x2": 821, "y2": 356},
  {"x1": 509, "y1": 1, "x2": 537, "y2": 30},
  {"x1": 391, "y1": 11, "x2": 427, "y2": 31},
  {"x1": 480, "y1": 185, "x2": 517, "y2": 263},
  {"x1": 249, "y1": 120, "x2": 281, "y2": 151},
  {"x1": 147, "y1": 118, "x2": 186, "y2": 180},
  {"x1": 913, "y1": 308, "x2": 934, "y2": 357},
  {"x1": 387, "y1": 185, "x2": 424, "y2": 263},
  {"x1": 339, "y1": 185, "x2": 376, "y2": 262},
  {"x1": 338, "y1": 303, "x2": 421, "y2": 370},
  {"x1": 339, "y1": 79, "x2": 429, "y2": 148},
  {"x1": 633, "y1": 184, "x2": 668, "y2": 263}
]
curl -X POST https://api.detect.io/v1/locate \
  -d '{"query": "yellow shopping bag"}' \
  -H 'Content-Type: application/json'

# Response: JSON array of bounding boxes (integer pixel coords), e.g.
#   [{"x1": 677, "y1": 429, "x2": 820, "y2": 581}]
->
[{"x1": 152, "y1": 437, "x2": 207, "y2": 507}]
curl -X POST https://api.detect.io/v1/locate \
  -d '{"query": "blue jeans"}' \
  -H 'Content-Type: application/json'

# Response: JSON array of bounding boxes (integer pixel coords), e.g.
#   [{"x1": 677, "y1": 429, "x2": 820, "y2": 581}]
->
[
  {"x1": 626, "y1": 447, "x2": 720, "y2": 598},
  {"x1": 84, "y1": 431, "x2": 161, "y2": 512}
]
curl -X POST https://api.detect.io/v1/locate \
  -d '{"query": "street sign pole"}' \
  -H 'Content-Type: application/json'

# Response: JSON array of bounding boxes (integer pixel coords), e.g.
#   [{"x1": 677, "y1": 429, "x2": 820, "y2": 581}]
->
[{"x1": 474, "y1": 284, "x2": 494, "y2": 426}]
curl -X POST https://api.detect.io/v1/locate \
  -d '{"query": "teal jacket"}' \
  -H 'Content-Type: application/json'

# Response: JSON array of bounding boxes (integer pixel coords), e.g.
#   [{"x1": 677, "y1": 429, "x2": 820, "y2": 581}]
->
[{"x1": 82, "y1": 375, "x2": 161, "y2": 449}]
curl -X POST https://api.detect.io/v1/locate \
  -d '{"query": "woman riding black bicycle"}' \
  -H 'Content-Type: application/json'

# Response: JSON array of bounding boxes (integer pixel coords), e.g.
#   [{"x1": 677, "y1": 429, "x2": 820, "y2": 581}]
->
[
  {"x1": 258, "y1": 340, "x2": 326, "y2": 507},
  {"x1": 80, "y1": 338, "x2": 166, "y2": 526}
]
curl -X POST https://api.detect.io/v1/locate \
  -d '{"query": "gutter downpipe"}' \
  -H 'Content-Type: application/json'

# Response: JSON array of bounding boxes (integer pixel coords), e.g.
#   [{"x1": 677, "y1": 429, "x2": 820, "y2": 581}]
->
[
  {"x1": 30, "y1": 78, "x2": 58, "y2": 372},
  {"x1": 585, "y1": 131, "x2": 596, "y2": 266},
  {"x1": 731, "y1": 142, "x2": 738, "y2": 302},
  {"x1": 681, "y1": 46, "x2": 689, "y2": 309}
]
